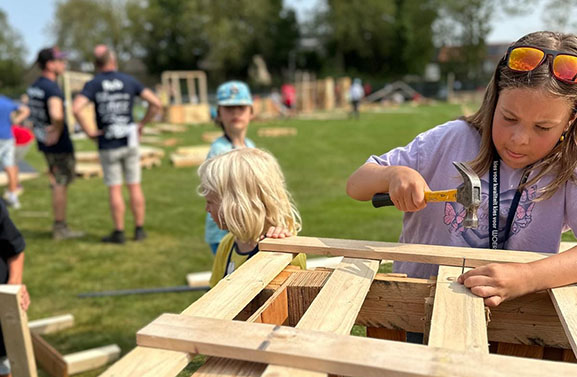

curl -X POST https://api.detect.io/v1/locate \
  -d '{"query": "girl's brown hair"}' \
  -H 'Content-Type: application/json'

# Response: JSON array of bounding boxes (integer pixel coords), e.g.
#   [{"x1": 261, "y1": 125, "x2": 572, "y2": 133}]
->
[{"x1": 465, "y1": 31, "x2": 577, "y2": 200}]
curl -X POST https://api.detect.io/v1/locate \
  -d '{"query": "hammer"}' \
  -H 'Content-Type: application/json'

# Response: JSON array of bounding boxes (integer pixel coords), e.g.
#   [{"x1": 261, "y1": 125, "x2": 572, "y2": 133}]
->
[{"x1": 372, "y1": 161, "x2": 481, "y2": 228}]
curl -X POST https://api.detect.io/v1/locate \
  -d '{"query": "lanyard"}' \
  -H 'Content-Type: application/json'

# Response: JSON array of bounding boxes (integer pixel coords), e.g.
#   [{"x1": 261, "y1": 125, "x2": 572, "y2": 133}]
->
[{"x1": 488, "y1": 155, "x2": 530, "y2": 249}]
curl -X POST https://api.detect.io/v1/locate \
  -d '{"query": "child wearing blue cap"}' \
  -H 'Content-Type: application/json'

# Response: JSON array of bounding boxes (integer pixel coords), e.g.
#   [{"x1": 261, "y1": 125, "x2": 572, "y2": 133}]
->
[{"x1": 205, "y1": 81, "x2": 256, "y2": 255}]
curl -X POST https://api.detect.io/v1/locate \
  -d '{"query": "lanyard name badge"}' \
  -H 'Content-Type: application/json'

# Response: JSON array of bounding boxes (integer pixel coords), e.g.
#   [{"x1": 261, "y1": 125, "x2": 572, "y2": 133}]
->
[{"x1": 488, "y1": 155, "x2": 530, "y2": 249}]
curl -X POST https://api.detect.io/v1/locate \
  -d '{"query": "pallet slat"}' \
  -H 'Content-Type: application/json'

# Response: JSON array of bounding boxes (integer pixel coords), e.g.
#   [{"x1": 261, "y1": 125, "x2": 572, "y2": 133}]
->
[
  {"x1": 263, "y1": 257, "x2": 380, "y2": 377},
  {"x1": 0, "y1": 285, "x2": 38, "y2": 377},
  {"x1": 99, "y1": 252, "x2": 293, "y2": 377},
  {"x1": 260, "y1": 236, "x2": 546, "y2": 266},
  {"x1": 549, "y1": 285, "x2": 577, "y2": 358},
  {"x1": 137, "y1": 314, "x2": 577, "y2": 377},
  {"x1": 428, "y1": 266, "x2": 488, "y2": 352}
]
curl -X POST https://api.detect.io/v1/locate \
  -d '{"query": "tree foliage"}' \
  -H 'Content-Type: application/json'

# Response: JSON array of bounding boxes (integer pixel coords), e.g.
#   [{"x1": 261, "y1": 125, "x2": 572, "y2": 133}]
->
[
  {"x1": 315, "y1": 0, "x2": 438, "y2": 78},
  {"x1": 0, "y1": 9, "x2": 27, "y2": 92},
  {"x1": 52, "y1": 0, "x2": 132, "y2": 64},
  {"x1": 126, "y1": 0, "x2": 299, "y2": 82}
]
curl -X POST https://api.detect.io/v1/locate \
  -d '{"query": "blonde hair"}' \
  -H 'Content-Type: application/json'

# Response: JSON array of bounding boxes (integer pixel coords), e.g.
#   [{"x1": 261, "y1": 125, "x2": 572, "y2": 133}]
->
[
  {"x1": 198, "y1": 148, "x2": 302, "y2": 243},
  {"x1": 465, "y1": 31, "x2": 577, "y2": 200}
]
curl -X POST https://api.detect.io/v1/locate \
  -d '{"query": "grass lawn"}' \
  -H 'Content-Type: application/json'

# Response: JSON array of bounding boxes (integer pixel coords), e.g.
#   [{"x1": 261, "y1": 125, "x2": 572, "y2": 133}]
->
[{"x1": 9, "y1": 102, "x2": 575, "y2": 376}]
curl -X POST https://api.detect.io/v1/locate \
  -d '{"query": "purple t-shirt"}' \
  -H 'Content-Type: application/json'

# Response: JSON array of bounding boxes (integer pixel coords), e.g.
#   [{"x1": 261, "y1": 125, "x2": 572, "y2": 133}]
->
[{"x1": 367, "y1": 119, "x2": 577, "y2": 279}]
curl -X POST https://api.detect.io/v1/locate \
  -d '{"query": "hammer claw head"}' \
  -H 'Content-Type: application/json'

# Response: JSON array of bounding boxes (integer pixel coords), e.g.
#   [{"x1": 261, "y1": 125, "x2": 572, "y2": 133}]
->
[{"x1": 452, "y1": 161, "x2": 481, "y2": 229}]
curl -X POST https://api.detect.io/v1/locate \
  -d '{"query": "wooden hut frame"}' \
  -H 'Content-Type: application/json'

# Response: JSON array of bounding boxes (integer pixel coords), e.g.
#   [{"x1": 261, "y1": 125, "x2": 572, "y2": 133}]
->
[
  {"x1": 160, "y1": 71, "x2": 210, "y2": 124},
  {"x1": 96, "y1": 236, "x2": 577, "y2": 376}
]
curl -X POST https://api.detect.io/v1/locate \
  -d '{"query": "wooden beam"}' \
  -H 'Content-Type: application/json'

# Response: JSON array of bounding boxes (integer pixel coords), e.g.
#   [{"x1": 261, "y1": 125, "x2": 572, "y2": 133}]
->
[
  {"x1": 64, "y1": 345, "x2": 121, "y2": 375},
  {"x1": 193, "y1": 273, "x2": 296, "y2": 376},
  {"x1": 287, "y1": 270, "x2": 331, "y2": 326},
  {"x1": 137, "y1": 314, "x2": 577, "y2": 377},
  {"x1": 29, "y1": 314, "x2": 74, "y2": 335},
  {"x1": 428, "y1": 266, "x2": 488, "y2": 352},
  {"x1": 0, "y1": 285, "x2": 38, "y2": 377},
  {"x1": 31, "y1": 332, "x2": 67, "y2": 377},
  {"x1": 549, "y1": 285, "x2": 577, "y2": 357},
  {"x1": 260, "y1": 236, "x2": 546, "y2": 267},
  {"x1": 99, "y1": 252, "x2": 292, "y2": 377},
  {"x1": 262, "y1": 258, "x2": 380, "y2": 377}
]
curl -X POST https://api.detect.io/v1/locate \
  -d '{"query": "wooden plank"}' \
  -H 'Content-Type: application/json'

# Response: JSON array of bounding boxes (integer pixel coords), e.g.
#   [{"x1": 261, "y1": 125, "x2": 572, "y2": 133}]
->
[
  {"x1": 137, "y1": 314, "x2": 577, "y2": 377},
  {"x1": 0, "y1": 285, "x2": 38, "y2": 377},
  {"x1": 287, "y1": 270, "x2": 331, "y2": 326},
  {"x1": 99, "y1": 252, "x2": 292, "y2": 377},
  {"x1": 64, "y1": 345, "x2": 121, "y2": 375},
  {"x1": 193, "y1": 273, "x2": 295, "y2": 376},
  {"x1": 366, "y1": 327, "x2": 407, "y2": 342},
  {"x1": 428, "y1": 266, "x2": 488, "y2": 352},
  {"x1": 29, "y1": 314, "x2": 74, "y2": 335},
  {"x1": 356, "y1": 273, "x2": 570, "y2": 349},
  {"x1": 262, "y1": 258, "x2": 379, "y2": 377},
  {"x1": 496, "y1": 343, "x2": 544, "y2": 359},
  {"x1": 259, "y1": 236, "x2": 547, "y2": 267},
  {"x1": 31, "y1": 332, "x2": 68, "y2": 377},
  {"x1": 549, "y1": 285, "x2": 577, "y2": 357}
]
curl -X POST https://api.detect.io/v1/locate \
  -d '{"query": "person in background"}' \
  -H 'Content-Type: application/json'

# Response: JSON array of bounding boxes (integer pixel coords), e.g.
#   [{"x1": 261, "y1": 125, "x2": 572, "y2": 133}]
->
[
  {"x1": 204, "y1": 81, "x2": 256, "y2": 255},
  {"x1": 27, "y1": 47, "x2": 83, "y2": 240},
  {"x1": 73, "y1": 45, "x2": 161, "y2": 244},
  {"x1": 0, "y1": 96, "x2": 29, "y2": 208},
  {"x1": 349, "y1": 78, "x2": 364, "y2": 119}
]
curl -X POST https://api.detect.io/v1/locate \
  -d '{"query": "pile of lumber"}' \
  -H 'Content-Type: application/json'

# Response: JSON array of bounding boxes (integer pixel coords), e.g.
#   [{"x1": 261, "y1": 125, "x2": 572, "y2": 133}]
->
[
  {"x1": 257, "y1": 127, "x2": 297, "y2": 137},
  {"x1": 75, "y1": 146, "x2": 165, "y2": 178},
  {"x1": 170, "y1": 145, "x2": 210, "y2": 167}
]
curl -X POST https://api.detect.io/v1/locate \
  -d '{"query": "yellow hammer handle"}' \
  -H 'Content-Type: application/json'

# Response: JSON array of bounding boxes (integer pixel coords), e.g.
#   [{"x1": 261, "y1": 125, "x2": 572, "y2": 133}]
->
[{"x1": 424, "y1": 189, "x2": 457, "y2": 202}]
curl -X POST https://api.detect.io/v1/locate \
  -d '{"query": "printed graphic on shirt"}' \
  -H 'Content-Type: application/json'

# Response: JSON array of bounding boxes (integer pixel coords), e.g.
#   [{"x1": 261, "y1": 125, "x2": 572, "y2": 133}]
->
[
  {"x1": 27, "y1": 87, "x2": 48, "y2": 142},
  {"x1": 443, "y1": 179, "x2": 537, "y2": 248}
]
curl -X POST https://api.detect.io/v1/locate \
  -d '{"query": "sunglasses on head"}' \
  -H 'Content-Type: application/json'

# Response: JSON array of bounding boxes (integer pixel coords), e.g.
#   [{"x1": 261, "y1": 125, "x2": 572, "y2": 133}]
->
[{"x1": 505, "y1": 46, "x2": 577, "y2": 83}]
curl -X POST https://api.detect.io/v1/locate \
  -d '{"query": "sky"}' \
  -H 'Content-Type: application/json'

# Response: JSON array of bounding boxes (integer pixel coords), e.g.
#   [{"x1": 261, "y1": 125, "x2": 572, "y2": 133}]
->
[{"x1": 1, "y1": 0, "x2": 548, "y2": 64}]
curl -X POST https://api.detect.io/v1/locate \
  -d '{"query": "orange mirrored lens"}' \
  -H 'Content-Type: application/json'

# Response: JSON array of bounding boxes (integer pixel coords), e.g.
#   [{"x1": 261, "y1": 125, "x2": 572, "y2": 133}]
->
[
  {"x1": 553, "y1": 54, "x2": 577, "y2": 82},
  {"x1": 508, "y1": 47, "x2": 545, "y2": 71}
]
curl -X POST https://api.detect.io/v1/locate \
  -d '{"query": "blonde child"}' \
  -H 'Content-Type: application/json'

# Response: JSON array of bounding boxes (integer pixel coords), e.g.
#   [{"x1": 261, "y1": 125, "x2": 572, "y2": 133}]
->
[
  {"x1": 347, "y1": 31, "x2": 577, "y2": 307},
  {"x1": 205, "y1": 81, "x2": 256, "y2": 255},
  {"x1": 198, "y1": 148, "x2": 306, "y2": 287}
]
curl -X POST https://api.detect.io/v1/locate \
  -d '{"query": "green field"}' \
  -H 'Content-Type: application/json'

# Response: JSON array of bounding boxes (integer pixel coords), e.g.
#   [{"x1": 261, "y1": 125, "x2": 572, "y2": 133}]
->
[{"x1": 11, "y1": 103, "x2": 573, "y2": 376}]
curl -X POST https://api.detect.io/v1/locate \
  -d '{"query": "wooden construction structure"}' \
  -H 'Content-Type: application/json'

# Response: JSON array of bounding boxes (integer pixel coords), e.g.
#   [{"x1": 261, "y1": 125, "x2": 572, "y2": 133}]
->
[
  {"x1": 160, "y1": 71, "x2": 210, "y2": 125},
  {"x1": 0, "y1": 288, "x2": 121, "y2": 377},
  {"x1": 95, "y1": 236, "x2": 577, "y2": 376},
  {"x1": 60, "y1": 71, "x2": 96, "y2": 133}
]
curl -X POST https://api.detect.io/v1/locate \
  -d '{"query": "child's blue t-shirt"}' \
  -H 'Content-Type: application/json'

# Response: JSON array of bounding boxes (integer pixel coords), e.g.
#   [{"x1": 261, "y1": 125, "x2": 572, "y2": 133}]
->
[
  {"x1": 0, "y1": 96, "x2": 18, "y2": 140},
  {"x1": 204, "y1": 135, "x2": 255, "y2": 245},
  {"x1": 367, "y1": 119, "x2": 577, "y2": 279}
]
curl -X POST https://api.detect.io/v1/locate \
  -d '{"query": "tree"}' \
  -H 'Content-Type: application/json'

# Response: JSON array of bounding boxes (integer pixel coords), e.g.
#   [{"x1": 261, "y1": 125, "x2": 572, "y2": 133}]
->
[
  {"x1": 314, "y1": 0, "x2": 438, "y2": 79},
  {"x1": 52, "y1": 0, "x2": 133, "y2": 65},
  {"x1": 126, "y1": 0, "x2": 299, "y2": 83},
  {"x1": 0, "y1": 8, "x2": 27, "y2": 94}
]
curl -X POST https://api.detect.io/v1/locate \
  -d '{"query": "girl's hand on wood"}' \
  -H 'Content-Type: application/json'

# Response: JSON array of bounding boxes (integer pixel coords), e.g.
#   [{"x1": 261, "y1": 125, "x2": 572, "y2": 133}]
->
[{"x1": 458, "y1": 263, "x2": 535, "y2": 307}]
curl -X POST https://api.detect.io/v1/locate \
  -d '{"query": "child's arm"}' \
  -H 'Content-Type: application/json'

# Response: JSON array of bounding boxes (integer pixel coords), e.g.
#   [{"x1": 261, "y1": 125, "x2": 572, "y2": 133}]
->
[
  {"x1": 458, "y1": 247, "x2": 577, "y2": 307},
  {"x1": 346, "y1": 163, "x2": 431, "y2": 212}
]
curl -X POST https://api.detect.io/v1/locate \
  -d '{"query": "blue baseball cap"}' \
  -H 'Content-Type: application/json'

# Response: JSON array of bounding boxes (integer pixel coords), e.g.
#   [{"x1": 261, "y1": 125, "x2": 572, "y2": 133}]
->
[{"x1": 216, "y1": 81, "x2": 253, "y2": 106}]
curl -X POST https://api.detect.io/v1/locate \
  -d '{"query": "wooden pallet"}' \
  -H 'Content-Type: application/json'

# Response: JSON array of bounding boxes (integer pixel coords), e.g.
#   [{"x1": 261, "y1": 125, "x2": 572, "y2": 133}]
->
[
  {"x1": 201, "y1": 131, "x2": 223, "y2": 143},
  {"x1": 170, "y1": 145, "x2": 211, "y2": 167},
  {"x1": 98, "y1": 236, "x2": 577, "y2": 377},
  {"x1": 0, "y1": 289, "x2": 121, "y2": 377},
  {"x1": 257, "y1": 127, "x2": 297, "y2": 137},
  {"x1": 75, "y1": 163, "x2": 103, "y2": 179}
]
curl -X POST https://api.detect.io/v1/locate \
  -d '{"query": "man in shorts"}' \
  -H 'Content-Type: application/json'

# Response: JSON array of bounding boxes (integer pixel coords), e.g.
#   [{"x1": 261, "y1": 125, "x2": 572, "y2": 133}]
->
[
  {"x1": 0, "y1": 96, "x2": 29, "y2": 209},
  {"x1": 27, "y1": 47, "x2": 83, "y2": 240},
  {"x1": 73, "y1": 45, "x2": 161, "y2": 244}
]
